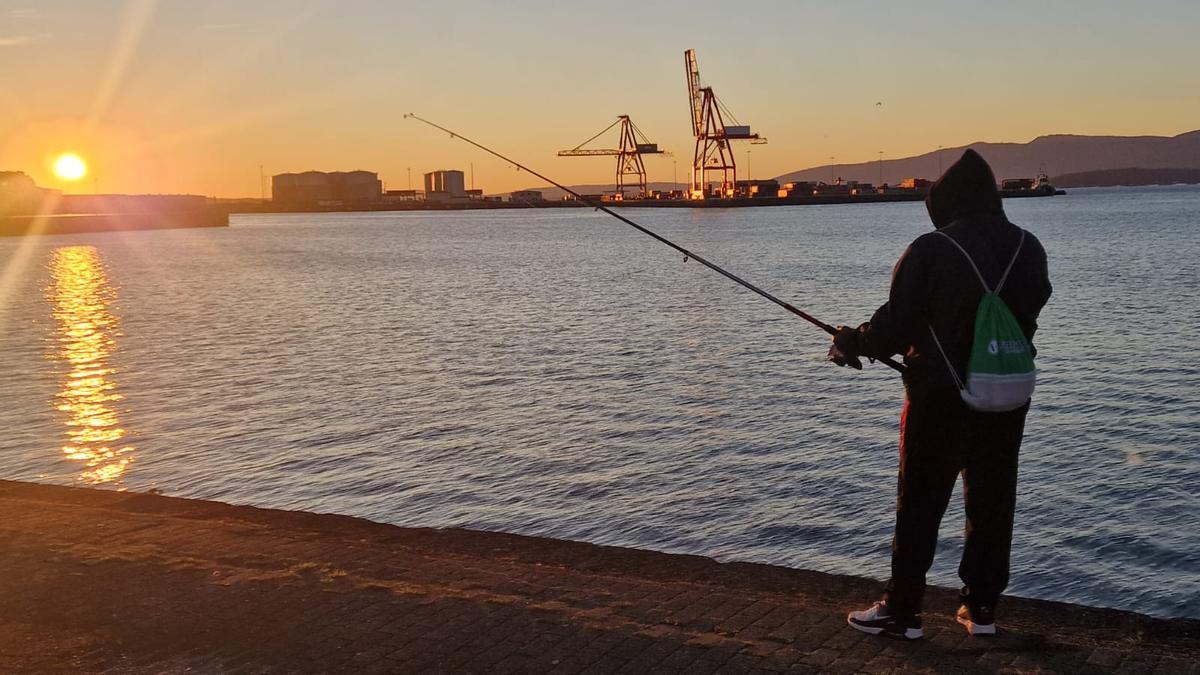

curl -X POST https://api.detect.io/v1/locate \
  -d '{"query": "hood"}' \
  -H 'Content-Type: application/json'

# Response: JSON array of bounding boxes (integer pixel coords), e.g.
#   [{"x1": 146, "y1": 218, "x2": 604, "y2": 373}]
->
[{"x1": 925, "y1": 149, "x2": 1004, "y2": 229}]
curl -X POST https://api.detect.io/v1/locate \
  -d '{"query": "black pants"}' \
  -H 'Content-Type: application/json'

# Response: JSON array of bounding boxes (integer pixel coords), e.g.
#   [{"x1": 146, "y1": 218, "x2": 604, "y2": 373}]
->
[{"x1": 882, "y1": 386, "x2": 1028, "y2": 616}]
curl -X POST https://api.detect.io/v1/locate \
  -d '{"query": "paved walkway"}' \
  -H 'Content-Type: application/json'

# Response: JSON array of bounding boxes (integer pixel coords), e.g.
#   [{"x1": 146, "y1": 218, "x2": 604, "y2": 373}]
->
[{"x1": 1, "y1": 480, "x2": 1196, "y2": 674}]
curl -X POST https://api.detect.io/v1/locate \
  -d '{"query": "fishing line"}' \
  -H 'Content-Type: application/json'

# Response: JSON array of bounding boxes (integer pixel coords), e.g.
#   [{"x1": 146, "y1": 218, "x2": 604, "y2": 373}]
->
[{"x1": 405, "y1": 113, "x2": 904, "y2": 374}]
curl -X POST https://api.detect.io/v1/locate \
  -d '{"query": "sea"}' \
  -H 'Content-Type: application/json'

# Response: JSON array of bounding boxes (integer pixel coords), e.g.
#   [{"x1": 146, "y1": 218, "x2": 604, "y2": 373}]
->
[{"x1": 2, "y1": 185, "x2": 1197, "y2": 619}]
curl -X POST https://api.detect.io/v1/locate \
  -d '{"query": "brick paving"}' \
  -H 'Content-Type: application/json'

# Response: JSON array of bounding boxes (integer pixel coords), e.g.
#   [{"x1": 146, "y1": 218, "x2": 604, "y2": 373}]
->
[{"x1": 1, "y1": 480, "x2": 1196, "y2": 674}]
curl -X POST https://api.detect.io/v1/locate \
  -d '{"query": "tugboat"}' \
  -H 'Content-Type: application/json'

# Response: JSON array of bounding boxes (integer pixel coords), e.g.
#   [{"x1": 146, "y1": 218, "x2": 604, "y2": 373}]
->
[
  {"x1": 1032, "y1": 171, "x2": 1063, "y2": 195},
  {"x1": 999, "y1": 171, "x2": 1064, "y2": 198}
]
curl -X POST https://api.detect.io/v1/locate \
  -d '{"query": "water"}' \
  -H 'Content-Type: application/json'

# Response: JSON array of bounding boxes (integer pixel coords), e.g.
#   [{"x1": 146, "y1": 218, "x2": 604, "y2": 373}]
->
[{"x1": 2, "y1": 186, "x2": 1197, "y2": 619}]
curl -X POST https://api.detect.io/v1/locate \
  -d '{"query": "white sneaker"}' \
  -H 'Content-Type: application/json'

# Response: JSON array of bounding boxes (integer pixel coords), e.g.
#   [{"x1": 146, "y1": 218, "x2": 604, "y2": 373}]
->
[
  {"x1": 956, "y1": 604, "x2": 997, "y2": 635},
  {"x1": 847, "y1": 601, "x2": 924, "y2": 640}
]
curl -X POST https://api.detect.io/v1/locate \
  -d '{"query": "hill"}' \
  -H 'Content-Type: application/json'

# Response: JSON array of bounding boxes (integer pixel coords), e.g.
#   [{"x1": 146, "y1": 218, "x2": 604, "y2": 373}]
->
[
  {"x1": 776, "y1": 130, "x2": 1200, "y2": 186},
  {"x1": 1050, "y1": 167, "x2": 1200, "y2": 188}
]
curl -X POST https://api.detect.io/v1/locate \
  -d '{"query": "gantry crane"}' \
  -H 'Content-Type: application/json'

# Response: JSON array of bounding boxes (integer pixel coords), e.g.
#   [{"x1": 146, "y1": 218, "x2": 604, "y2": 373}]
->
[
  {"x1": 557, "y1": 115, "x2": 665, "y2": 198},
  {"x1": 685, "y1": 49, "x2": 767, "y2": 198}
]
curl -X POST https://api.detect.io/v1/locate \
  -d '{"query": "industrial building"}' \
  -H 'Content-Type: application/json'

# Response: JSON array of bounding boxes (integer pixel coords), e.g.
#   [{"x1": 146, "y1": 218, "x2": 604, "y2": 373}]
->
[
  {"x1": 272, "y1": 171, "x2": 382, "y2": 206},
  {"x1": 424, "y1": 170, "x2": 466, "y2": 202},
  {"x1": 510, "y1": 190, "x2": 544, "y2": 203},
  {"x1": 382, "y1": 189, "x2": 423, "y2": 203}
]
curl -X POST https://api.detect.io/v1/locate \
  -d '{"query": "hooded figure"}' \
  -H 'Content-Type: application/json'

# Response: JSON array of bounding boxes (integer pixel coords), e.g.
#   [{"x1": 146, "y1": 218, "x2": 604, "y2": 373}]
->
[
  {"x1": 925, "y1": 148, "x2": 1004, "y2": 229},
  {"x1": 837, "y1": 150, "x2": 1052, "y2": 640},
  {"x1": 838, "y1": 149, "x2": 1051, "y2": 395}
]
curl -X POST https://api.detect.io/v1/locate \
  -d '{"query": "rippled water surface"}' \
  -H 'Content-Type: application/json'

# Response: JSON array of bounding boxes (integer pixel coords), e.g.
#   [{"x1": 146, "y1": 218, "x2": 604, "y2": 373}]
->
[{"x1": 2, "y1": 186, "x2": 1197, "y2": 618}]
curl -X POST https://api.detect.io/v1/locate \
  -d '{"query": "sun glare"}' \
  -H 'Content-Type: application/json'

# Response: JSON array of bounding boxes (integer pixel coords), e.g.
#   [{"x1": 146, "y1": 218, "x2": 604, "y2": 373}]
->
[{"x1": 53, "y1": 153, "x2": 89, "y2": 181}]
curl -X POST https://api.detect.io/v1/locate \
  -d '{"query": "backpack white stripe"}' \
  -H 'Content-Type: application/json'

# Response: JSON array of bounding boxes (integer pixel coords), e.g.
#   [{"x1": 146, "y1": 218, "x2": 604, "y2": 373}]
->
[{"x1": 959, "y1": 371, "x2": 1037, "y2": 412}]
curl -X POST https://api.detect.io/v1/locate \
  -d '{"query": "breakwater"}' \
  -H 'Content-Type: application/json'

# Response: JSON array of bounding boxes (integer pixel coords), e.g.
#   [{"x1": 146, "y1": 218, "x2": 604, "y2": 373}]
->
[{"x1": 1, "y1": 194, "x2": 228, "y2": 237}]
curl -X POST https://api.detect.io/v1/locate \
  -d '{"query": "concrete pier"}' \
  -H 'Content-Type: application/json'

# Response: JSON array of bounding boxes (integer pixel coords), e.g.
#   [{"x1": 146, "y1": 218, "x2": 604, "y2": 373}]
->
[{"x1": 1, "y1": 480, "x2": 1195, "y2": 673}]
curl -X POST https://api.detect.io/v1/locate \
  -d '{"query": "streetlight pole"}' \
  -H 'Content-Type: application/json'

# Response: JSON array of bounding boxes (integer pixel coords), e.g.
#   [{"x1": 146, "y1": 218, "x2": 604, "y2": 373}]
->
[
  {"x1": 746, "y1": 150, "x2": 751, "y2": 182},
  {"x1": 878, "y1": 151, "x2": 884, "y2": 185},
  {"x1": 830, "y1": 156, "x2": 835, "y2": 184},
  {"x1": 673, "y1": 160, "x2": 677, "y2": 191},
  {"x1": 407, "y1": 167, "x2": 412, "y2": 190}
]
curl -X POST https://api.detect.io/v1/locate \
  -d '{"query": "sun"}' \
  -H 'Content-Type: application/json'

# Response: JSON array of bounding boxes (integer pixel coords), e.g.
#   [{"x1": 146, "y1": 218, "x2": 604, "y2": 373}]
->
[{"x1": 53, "y1": 153, "x2": 88, "y2": 181}]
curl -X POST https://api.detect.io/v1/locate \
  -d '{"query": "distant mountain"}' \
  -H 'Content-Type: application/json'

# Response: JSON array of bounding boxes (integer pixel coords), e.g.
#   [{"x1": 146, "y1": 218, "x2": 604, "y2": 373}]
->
[
  {"x1": 776, "y1": 130, "x2": 1200, "y2": 187},
  {"x1": 1051, "y1": 167, "x2": 1200, "y2": 188}
]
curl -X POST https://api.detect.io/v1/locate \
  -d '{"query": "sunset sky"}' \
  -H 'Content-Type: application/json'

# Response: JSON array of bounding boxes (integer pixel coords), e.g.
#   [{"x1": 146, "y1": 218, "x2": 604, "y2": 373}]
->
[{"x1": 2, "y1": 0, "x2": 1198, "y2": 197}]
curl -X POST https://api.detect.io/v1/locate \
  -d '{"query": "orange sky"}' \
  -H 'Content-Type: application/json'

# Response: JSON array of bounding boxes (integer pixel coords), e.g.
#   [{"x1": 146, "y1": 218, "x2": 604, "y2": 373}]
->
[{"x1": 2, "y1": 1, "x2": 1198, "y2": 197}]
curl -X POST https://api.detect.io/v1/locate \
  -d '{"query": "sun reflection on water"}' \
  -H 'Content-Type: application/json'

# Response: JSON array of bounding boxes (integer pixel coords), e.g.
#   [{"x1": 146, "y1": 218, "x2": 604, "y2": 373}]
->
[{"x1": 46, "y1": 246, "x2": 133, "y2": 486}]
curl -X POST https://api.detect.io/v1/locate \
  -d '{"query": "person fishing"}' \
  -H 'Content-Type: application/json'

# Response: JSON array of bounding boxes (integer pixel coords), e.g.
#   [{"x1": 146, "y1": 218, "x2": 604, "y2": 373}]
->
[
  {"x1": 835, "y1": 149, "x2": 1052, "y2": 640},
  {"x1": 406, "y1": 117, "x2": 1045, "y2": 641}
]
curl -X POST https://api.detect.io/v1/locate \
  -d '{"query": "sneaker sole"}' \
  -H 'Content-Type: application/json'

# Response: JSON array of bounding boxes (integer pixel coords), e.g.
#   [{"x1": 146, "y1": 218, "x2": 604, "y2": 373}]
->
[
  {"x1": 956, "y1": 616, "x2": 997, "y2": 635},
  {"x1": 847, "y1": 617, "x2": 924, "y2": 640}
]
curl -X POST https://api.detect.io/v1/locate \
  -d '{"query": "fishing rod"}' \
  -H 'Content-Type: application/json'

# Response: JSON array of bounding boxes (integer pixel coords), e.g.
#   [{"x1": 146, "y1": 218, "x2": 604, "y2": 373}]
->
[{"x1": 404, "y1": 113, "x2": 904, "y2": 374}]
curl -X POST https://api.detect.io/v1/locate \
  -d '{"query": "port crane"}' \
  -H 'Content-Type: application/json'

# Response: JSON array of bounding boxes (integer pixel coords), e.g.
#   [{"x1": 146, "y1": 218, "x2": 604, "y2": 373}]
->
[
  {"x1": 685, "y1": 49, "x2": 766, "y2": 198},
  {"x1": 557, "y1": 115, "x2": 665, "y2": 198}
]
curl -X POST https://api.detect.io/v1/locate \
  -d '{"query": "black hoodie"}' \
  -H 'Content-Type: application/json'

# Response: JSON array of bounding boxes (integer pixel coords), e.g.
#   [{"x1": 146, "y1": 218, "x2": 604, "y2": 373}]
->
[{"x1": 855, "y1": 150, "x2": 1053, "y2": 395}]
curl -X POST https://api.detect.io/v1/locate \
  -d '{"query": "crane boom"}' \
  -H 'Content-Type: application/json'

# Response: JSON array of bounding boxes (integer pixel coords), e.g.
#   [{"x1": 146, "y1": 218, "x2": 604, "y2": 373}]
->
[
  {"x1": 685, "y1": 49, "x2": 704, "y2": 137},
  {"x1": 683, "y1": 48, "x2": 767, "y2": 198},
  {"x1": 557, "y1": 115, "x2": 665, "y2": 197},
  {"x1": 557, "y1": 149, "x2": 623, "y2": 156}
]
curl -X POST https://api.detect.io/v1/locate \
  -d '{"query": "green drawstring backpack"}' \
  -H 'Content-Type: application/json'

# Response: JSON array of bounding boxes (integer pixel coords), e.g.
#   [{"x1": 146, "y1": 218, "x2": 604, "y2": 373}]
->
[{"x1": 929, "y1": 229, "x2": 1036, "y2": 412}]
